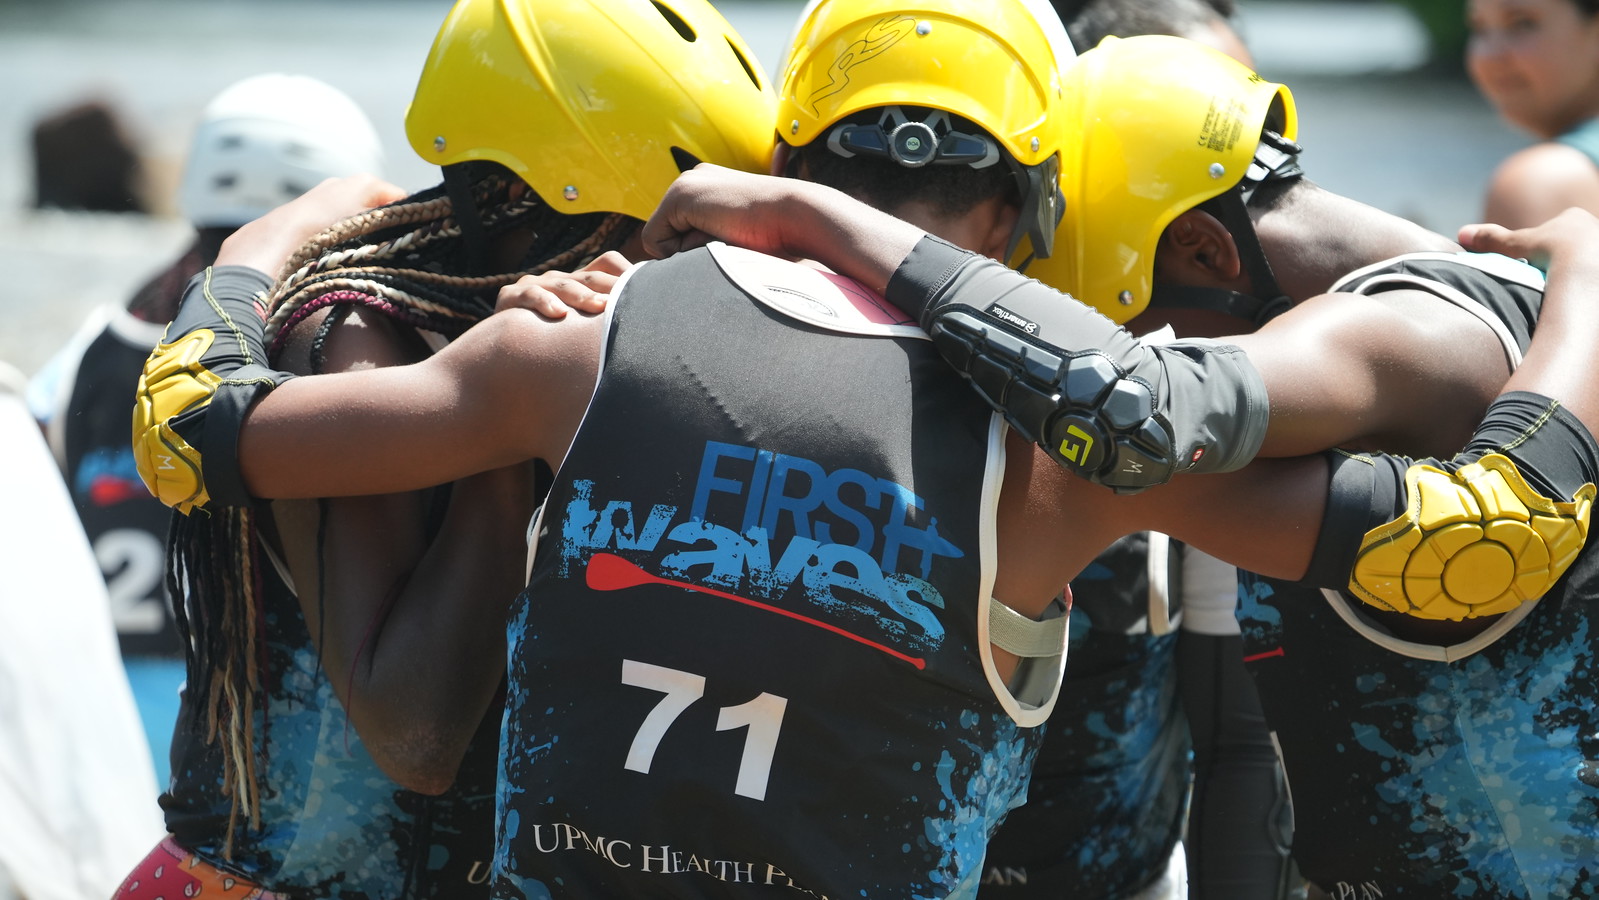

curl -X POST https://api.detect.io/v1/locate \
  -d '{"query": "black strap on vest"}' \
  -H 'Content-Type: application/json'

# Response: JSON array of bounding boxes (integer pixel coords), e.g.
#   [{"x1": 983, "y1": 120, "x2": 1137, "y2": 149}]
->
[{"x1": 442, "y1": 163, "x2": 490, "y2": 276}]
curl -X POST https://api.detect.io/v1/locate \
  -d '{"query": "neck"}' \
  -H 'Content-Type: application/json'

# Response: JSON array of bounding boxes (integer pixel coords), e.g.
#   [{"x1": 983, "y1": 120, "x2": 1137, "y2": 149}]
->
[{"x1": 1252, "y1": 183, "x2": 1460, "y2": 301}]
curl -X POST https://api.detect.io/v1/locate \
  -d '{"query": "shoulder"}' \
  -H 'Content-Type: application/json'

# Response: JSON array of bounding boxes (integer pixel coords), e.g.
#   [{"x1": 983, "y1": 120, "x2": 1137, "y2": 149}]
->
[
  {"x1": 276, "y1": 305, "x2": 433, "y2": 377},
  {"x1": 439, "y1": 305, "x2": 608, "y2": 392},
  {"x1": 1484, "y1": 142, "x2": 1599, "y2": 229}
]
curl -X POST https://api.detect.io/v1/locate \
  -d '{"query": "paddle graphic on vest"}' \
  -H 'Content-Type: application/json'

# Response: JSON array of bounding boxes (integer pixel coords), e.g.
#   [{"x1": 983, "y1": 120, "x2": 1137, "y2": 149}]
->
[{"x1": 586, "y1": 552, "x2": 927, "y2": 669}]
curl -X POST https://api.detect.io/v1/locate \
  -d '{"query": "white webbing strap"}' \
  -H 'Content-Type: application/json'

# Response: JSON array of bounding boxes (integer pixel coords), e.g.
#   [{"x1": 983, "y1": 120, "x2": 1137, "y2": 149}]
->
[{"x1": 989, "y1": 599, "x2": 1068, "y2": 658}]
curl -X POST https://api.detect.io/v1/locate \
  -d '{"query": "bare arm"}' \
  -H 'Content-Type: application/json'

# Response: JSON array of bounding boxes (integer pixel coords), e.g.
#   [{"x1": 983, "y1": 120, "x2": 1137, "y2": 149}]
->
[
  {"x1": 1230, "y1": 287, "x2": 1512, "y2": 460},
  {"x1": 1462, "y1": 207, "x2": 1599, "y2": 429},
  {"x1": 263, "y1": 307, "x2": 537, "y2": 792},
  {"x1": 133, "y1": 175, "x2": 616, "y2": 513},
  {"x1": 994, "y1": 434, "x2": 1327, "y2": 624},
  {"x1": 644, "y1": 164, "x2": 922, "y2": 295},
  {"x1": 645, "y1": 167, "x2": 1577, "y2": 473},
  {"x1": 237, "y1": 305, "x2": 604, "y2": 498},
  {"x1": 1128, "y1": 212, "x2": 1599, "y2": 594}
]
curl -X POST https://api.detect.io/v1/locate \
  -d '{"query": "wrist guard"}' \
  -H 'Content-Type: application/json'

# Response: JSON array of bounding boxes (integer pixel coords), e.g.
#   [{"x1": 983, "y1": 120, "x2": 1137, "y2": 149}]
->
[
  {"x1": 886, "y1": 236, "x2": 1269, "y2": 493},
  {"x1": 132, "y1": 266, "x2": 294, "y2": 514}
]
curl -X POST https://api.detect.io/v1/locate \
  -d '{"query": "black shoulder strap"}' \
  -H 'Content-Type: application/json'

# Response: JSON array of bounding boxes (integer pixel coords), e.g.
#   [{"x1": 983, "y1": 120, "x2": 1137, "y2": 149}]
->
[{"x1": 443, "y1": 163, "x2": 490, "y2": 276}]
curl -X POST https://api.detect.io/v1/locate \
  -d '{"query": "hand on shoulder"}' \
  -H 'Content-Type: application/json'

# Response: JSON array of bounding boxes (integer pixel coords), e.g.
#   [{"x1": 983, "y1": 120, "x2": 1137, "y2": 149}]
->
[
  {"x1": 495, "y1": 251, "x2": 630, "y2": 317},
  {"x1": 1460, "y1": 205, "x2": 1599, "y2": 269}
]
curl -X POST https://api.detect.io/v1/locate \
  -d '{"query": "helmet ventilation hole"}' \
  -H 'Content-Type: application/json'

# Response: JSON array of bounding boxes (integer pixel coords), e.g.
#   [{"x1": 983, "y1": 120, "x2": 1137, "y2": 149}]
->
[
  {"x1": 726, "y1": 37, "x2": 762, "y2": 90},
  {"x1": 670, "y1": 146, "x2": 703, "y2": 173},
  {"x1": 652, "y1": 2, "x2": 696, "y2": 41}
]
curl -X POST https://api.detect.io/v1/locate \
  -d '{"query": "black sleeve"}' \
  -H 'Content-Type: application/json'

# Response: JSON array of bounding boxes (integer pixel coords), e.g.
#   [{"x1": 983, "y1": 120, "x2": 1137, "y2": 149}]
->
[{"x1": 885, "y1": 234, "x2": 1269, "y2": 492}]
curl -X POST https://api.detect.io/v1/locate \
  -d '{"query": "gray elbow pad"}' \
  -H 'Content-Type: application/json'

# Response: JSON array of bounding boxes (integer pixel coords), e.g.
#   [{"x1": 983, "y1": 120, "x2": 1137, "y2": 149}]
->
[{"x1": 887, "y1": 236, "x2": 1270, "y2": 493}]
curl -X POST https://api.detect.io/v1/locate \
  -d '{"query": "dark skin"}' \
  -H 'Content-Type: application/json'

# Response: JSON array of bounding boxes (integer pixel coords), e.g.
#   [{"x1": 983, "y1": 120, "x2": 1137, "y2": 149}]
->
[
  {"x1": 636, "y1": 167, "x2": 1599, "y2": 621},
  {"x1": 1132, "y1": 180, "x2": 1599, "y2": 643},
  {"x1": 265, "y1": 311, "x2": 535, "y2": 794},
  {"x1": 1132, "y1": 187, "x2": 1521, "y2": 642},
  {"x1": 220, "y1": 172, "x2": 1599, "y2": 721},
  {"x1": 1147, "y1": 183, "x2": 1506, "y2": 459},
  {"x1": 220, "y1": 175, "x2": 624, "y2": 792}
]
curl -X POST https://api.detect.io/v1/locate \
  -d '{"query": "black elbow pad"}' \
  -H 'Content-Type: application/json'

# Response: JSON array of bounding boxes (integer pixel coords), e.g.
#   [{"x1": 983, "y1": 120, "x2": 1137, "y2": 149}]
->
[{"x1": 887, "y1": 236, "x2": 1269, "y2": 493}]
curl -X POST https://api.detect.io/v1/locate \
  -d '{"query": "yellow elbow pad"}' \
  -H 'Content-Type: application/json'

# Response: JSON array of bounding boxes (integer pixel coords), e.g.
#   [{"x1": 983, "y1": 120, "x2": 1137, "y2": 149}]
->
[
  {"x1": 1350, "y1": 453, "x2": 1594, "y2": 620},
  {"x1": 131, "y1": 329, "x2": 223, "y2": 515}
]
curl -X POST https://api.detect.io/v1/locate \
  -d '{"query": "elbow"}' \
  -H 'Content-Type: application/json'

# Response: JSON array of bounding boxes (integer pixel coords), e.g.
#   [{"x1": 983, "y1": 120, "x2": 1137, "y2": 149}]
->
[
  {"x1": 366, "y1": 733, "x2": 467, "y2": 796},
  {"x1": 386, "y1": 764, "x2": 458, "y2": 798},
  {"x1": 355, "y1": 716, "x2": 473, "y2": 795}
]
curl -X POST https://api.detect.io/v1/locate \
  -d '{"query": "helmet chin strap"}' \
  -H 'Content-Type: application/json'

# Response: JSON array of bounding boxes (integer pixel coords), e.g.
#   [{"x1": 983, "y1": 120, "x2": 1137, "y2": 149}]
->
[
  {"x1": 1147, "y1": 284, "x2": 1291, "y2": 328},
  {"x1": 443, "y1": 162, "x2": 491, "y2": 276},
  {"x1": 1153, "y1": 130, "x2": 1304, "y2": 328},
  {"x1": 1008, "y1": 151, "x2": 1062, "y2": 262}
]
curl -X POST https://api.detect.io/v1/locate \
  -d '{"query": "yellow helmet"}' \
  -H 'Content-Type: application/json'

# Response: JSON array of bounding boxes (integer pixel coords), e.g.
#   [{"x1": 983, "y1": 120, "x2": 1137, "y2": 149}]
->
[
  {"x1": 406, "y1": 0, "x2": 776, "y2": 221},
  {"x1": 777, "y1": 0, "x2": 1075, "y2": 258},
  {"x1": 1017, "y1": 34, "x2": 1299, "y2": 323}
]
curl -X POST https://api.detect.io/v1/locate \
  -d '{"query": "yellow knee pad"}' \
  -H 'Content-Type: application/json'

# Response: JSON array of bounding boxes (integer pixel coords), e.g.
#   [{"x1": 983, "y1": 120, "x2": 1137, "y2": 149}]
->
[
  {"x1": 131, "y1": 329, "x2": 223, "y2": 515},
  {"x1": 1350, "y1": 453, "x2": 1594, "y2": 620}
]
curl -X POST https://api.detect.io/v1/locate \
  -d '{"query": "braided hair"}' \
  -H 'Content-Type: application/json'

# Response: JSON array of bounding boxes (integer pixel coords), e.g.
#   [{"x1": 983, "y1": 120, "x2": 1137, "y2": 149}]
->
[{"x1": 167, "y1": 163, "x2": 632, "y2": 854}]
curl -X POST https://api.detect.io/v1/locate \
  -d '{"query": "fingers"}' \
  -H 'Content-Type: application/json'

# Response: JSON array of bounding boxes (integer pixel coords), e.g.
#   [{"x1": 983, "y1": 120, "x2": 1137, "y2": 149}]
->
[
  {"x1": 639, "y1": 166, "x2": 737, "y2": 259},
  {"x1": 495, "y1": 269, "x2": 619, "y2": 317},
  {"x1": 637, "y1": 195, "x2": 704, "y2": 259},
  {"x1": 579, "y1": 251, "x2": 633, "y2": 278},
  {"x1": 639, "y1": 183, "x2": 695, "y2": 259},
  {"x1": 643, "y1": 228, "x2": 715, "y2": 260},
  {"x1": 1456, "y1": 222, "x2": 1515, "y2": 255},
  {"x1": 1459, "y1": 207, "x2": 1599, "y2": 265}
]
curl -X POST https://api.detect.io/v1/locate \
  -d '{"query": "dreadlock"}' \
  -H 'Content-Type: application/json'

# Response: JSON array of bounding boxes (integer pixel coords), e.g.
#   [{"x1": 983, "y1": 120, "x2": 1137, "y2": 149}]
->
[{"x1": 167, "y1": 163, "x2": 633, "y2": 854}]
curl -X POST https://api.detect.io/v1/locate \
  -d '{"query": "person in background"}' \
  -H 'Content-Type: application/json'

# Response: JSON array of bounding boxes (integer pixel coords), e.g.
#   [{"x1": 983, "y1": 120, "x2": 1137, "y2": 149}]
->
[
  {"x1": 1467, "y1": 0, "x2": 1599, "y2": 227},
  {"x1": 27, "y1": 73, "x2": 384, "y2": 791},
  {"x1": 30, "y1": 99, "x2": 146, "y2": 213},
  {"x1": 1060, "y1": 0, "x2": 1251, "y2": 62},
  {"x1": 0, "y1": 360, "x2": 164, "y2": 900}
]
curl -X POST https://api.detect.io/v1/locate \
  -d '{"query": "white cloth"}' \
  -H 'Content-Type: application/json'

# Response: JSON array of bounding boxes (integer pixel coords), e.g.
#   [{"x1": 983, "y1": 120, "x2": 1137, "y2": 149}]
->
[
  {"x1": 1125, "y1": 839, "x2": 1188, "y2": 900},
  {"x1": 0, "y1": 363, "x2": 163, "y2": 900},
  {"x1": 1180, "y1": 543, "x2": 1243, "y2": 637}
]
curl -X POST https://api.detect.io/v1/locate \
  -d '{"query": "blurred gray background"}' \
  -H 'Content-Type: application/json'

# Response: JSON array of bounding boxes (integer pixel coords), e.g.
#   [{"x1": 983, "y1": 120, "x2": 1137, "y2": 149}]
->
[{"x1": 0, "y1": 0, "x2": 1528, "y2": 376}]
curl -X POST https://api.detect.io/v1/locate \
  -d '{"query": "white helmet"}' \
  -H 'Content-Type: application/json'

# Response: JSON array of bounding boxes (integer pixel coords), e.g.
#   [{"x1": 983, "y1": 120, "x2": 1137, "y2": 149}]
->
[{"x1": 179, "y1": 73, "x2": 385, "y2": 228}]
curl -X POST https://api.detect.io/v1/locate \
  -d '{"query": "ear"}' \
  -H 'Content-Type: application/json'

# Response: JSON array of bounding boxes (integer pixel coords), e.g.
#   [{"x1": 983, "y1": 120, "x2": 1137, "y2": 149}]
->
[
  {"x1": 770, "y1": 141, "x2": 792, "y2": 177},
  {"x1": 1155, "y1": 209, "x2": 1243, "y2": 285},
  {"x1": 976, "y1": 198, "x2": 1023, "y2": 262}
]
